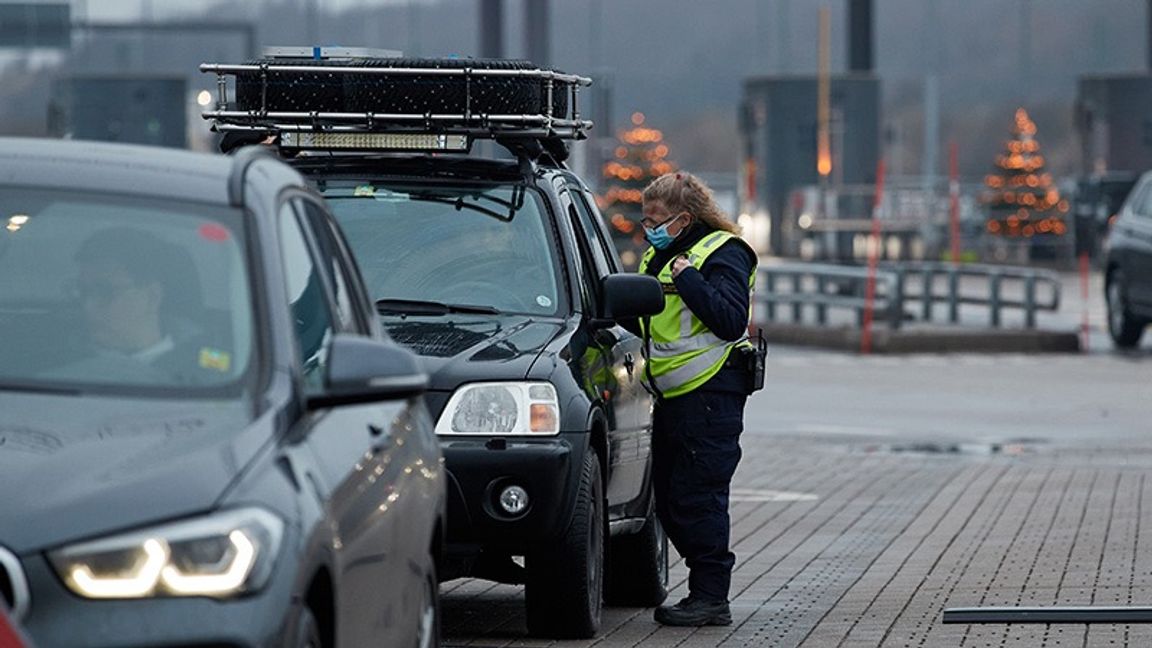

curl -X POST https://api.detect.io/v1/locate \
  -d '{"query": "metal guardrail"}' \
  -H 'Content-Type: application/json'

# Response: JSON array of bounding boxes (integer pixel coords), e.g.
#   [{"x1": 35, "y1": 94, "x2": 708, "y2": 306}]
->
[{"x1": 756, "y1": 261, "x2": 1062, "y2": 330}]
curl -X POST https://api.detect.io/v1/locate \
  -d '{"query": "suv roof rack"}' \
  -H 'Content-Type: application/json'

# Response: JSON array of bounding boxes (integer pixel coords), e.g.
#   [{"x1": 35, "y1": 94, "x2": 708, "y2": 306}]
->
[{"x1": 200, "y1": 53, "x2": 593, "y2": 158}]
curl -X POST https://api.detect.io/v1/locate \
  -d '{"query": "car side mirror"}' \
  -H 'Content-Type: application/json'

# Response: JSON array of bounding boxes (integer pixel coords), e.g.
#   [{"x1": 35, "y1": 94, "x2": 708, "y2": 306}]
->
[
  {"x1": 307, "y1": 334, "x2": 428, "y2": 409},
  {"x1": 601, "y1": 273, "x2": 664, "y2": 321}
]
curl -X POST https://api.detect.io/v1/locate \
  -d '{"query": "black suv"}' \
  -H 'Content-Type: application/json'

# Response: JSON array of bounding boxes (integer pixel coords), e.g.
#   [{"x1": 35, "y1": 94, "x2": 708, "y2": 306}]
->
[
  {"x1": 202, "y1": 52, "x2": 669, "y2": 638},
  {"x1": 1104, "y1": 169, "x2": 1152, "y2": 349}
]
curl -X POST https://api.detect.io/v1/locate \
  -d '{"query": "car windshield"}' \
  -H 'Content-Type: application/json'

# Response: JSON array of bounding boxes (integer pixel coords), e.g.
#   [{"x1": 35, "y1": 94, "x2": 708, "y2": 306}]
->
[
  {"x1": 323, "y1": 181, "x2": 563, "y2": 316},
  {"x1": 0, "y1": 188, "x2": 254, "y2": 396}
]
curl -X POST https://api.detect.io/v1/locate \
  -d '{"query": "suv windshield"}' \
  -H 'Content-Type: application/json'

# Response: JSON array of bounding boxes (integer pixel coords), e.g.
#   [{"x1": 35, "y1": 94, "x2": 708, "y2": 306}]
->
[
  {"x1": 0, "y1": 188, "x2": 254, "y2": 395},
  {"x1": 323, "y1": 181, "x2": 563, "y2": 316}
]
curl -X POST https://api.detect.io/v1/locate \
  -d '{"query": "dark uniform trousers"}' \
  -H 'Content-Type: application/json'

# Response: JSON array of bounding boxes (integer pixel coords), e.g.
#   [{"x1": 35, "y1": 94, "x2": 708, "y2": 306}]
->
[{"x1": 652, "y1": 386, "x2": 746, "y2": 602}]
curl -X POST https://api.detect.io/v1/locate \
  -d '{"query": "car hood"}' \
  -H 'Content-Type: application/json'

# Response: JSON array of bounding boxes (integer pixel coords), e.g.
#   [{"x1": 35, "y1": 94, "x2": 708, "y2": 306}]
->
[
  {"x1": 0, "y1": 392, "x2": 263, "y2": 554},
  {"x1": 382, "y1": 314, "x2": 565, "y2": 391}
]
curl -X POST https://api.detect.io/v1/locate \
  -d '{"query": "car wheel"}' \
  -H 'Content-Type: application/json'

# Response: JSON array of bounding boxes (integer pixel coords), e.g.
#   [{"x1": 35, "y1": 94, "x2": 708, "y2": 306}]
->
[
  {"x1": 605, "y1": 509, "x2": 669, "y2": 607},
  {"x1": 524, "y1": 451, "x2": 604, "y2": 639},
  {"x1": 1107, "y1": 270, "x2": 1146, "y2": 349},
  {"x1": 415, "y1": 556, "x2": 441, "y2": 648},
  {"x1": 294, "y1": 606, "x2": 323, "y2": 648}
]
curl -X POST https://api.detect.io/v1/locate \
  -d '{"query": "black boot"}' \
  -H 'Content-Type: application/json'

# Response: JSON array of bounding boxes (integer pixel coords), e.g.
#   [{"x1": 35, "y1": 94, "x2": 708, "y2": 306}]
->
[{"x1": 653, "y1": 596, "x2": 732, "y2": 626}]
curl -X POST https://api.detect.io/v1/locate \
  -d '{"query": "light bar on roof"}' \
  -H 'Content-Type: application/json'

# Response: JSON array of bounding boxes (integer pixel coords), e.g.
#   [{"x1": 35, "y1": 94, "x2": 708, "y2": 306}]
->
[{"x1": 280, "y1": 132, "x2": 469, "y2": 151}]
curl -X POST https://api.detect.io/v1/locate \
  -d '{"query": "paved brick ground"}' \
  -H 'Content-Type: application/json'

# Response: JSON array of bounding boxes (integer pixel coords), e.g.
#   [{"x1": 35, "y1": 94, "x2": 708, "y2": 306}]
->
[{"x1": 442, "y1": 434, "x2": 1152, "y2": 647}]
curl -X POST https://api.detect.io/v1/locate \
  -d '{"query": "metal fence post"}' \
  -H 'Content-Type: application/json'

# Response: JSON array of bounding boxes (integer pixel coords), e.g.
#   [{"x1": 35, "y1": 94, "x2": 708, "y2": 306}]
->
[
  {"x1": 792, "y1": 273, "x2": 803, "y2": 323},
  {"x1": 921, "y1": 268, "x2": 934, "y2": 322},
  {"x1": 948, "y1": 269, "x2": 960, "y2": 324},
  {"x1": 890, "y1": 268, "x2": 905, "y2": 330},
  {"x1": 1024, "y1": 274, "x2": 1037, "y2": 329},
  {"x1": 989, "y1": 272, "x2": 1002, "y2": 328},
  {"x1": 765, "y1": 272, "x2": 776, "y2": 322},
  {"x1": 816, "y1": 275, "x2": 828, "y2": 325}
]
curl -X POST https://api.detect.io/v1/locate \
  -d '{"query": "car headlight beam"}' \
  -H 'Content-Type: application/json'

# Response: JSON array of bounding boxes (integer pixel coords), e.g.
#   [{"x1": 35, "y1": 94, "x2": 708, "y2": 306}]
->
[
  {"x1": 51, "y1": 508, "x2": 282, "y2": 600},
  {"x1": 69, "y1": 538, "x2": 169, "y2": 599},
  {"x1": 436, "y1": 381, "x2": 560, "y2": 436},
  {"x1": 160, "y1": 530, "x2": 257, "y2": 595}
]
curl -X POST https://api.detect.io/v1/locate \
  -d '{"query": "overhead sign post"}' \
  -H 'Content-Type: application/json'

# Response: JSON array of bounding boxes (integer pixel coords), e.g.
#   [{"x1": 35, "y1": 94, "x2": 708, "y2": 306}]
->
[{"x1": 0, "y1": 2, "x2": 70, "y2": 48}]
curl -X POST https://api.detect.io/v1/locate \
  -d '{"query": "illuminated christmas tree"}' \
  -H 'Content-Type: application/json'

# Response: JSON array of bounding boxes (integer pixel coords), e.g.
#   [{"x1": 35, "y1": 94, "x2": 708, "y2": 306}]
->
[
  {"x1": 596, "y1": 112, "x2": 677, "y2": 269},
  {"x1": 982, "y1": 108, "x2": 1070, "y2": 239}
]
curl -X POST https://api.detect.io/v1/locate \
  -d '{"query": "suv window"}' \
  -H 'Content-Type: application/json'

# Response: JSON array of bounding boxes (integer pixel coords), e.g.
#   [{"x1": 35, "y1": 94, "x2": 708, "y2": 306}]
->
[
  {"x1": 278, "y1": 202, "x2": 335, "y2": 391},
  {"x1": 570, "y1": 187, "x2": 622, "y2": 274},
  {"x1": 295, "y1": 198, "x2": 363, "y2": 333},
  {"x1": 322, "y1": 181, "x2": 564, "y2": 316}
]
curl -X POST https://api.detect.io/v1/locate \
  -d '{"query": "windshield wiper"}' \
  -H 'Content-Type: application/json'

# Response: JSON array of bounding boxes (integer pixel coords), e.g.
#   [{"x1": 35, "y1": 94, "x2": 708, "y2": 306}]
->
[{"x1": 376, "y1": 299, "x2": 501, "y2": 316}]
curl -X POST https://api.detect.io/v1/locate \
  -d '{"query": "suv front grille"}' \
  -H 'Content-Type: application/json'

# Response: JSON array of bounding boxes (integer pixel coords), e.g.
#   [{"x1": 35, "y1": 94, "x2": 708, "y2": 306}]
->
[{"x1": 0, "y1": 546, "x2": 29, "y2": 621}]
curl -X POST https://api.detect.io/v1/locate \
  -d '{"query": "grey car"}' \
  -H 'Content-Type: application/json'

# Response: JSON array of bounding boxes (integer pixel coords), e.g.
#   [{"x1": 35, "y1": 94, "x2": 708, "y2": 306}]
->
[
  {"x1": 0, "y1": 138, "x2": 444, "y2": 647},
  {"x1": 1104, "y1": 169, "x2": 1152, "y2": 349}
]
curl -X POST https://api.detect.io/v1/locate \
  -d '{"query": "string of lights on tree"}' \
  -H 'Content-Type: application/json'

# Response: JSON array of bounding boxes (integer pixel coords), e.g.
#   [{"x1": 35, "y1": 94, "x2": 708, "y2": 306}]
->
[
  {"x1": 982, "y1": 108, "x2": 1069, "y2": 238},
  {"x1": 596, "y1": 112, "x2": 677, "y2": 267}
]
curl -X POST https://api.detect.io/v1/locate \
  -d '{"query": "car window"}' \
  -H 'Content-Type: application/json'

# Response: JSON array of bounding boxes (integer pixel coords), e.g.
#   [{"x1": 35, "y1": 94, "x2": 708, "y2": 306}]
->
[
  {"x1": 295, "y1": 198, "x2": 363, "y2": 333},
  {"x1": 1135, "y1": 178, "x2": 1152, "y2": 219},
  {"x1": 322, "y1": 181, "x2": 564, "y2": 316},
  {"x1": 0, "y1": 188, "x2": 254, "y2": 394},
  {"x1": 566, "y1": 189, "x2": 613, "y2": 279},
  {"x1": 278, "y1": 202, "x2": 335, "y2": 391},
  {"x1": 572, "y1": 187, "x2": 623, "y2": 273}
]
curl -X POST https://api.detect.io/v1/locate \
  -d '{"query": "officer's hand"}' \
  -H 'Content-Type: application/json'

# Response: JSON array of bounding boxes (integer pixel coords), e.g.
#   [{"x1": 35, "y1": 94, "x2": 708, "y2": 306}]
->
[{"x1": 671, "y1": 255, "x2": 694, "y2": 279}]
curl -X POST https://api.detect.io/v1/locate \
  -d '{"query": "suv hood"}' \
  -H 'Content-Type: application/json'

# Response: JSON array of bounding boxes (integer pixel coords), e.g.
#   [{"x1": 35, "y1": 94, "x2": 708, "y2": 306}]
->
[
  {"x1": 0, "y1": 392, "x2": 261, "y2": 553},
  {"x1": 382, "y1": 314, "x2": 564, "y2": 391}
]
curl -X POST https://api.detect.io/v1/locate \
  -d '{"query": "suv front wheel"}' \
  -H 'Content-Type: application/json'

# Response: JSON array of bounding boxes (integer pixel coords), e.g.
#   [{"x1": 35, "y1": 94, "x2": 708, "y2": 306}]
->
[{"x1": 524, "y1": 451, "x2": 604, "y2": 638}]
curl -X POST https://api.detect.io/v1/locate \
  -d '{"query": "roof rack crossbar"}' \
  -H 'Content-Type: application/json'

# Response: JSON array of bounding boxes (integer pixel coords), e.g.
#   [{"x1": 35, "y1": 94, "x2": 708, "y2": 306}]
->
[
  {"x1": 204, "y1": 110, "x2": 589, "y2": 127},
  {"x1": 199, "y1": 62, "x2": 593, "y2": 86},
  {"x1": 212, "y1": 124, "x2": 587, "y2": 141}
]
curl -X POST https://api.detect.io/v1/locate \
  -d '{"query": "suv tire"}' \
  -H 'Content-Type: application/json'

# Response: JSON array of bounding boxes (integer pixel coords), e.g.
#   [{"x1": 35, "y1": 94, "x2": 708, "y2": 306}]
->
[
  {"x1": 1107, "y1": 270, "x2": 1146, "y2": 349},
  {"x1": 605, "y1": 510, "x2": 669, "y2": 607},
  {"x1": 524, "y1": 451, "x2": 603, "y2": 638},
  {"x1": 236, "y1": 58, "x2": 568, "y2": 117}
]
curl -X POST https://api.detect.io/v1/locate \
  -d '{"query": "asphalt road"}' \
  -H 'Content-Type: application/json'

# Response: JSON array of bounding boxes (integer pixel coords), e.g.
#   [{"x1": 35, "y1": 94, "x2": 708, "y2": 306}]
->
[{"x1": 443, "y1": 341, "x2": 1152, "y2": 647}]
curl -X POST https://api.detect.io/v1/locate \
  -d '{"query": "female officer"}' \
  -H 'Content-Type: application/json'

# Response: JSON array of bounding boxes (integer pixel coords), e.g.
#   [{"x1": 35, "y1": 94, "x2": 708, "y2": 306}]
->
[{"x1": 637, "y1": 172, "x2": 757, "y2": 627}]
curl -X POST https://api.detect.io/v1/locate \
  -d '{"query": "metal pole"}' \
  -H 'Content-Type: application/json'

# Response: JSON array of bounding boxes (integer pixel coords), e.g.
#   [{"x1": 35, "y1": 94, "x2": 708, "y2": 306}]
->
[
  {"x1": 948, "y1": 270, "x2": 960, "y2": 323},
  {"x1": 990, "y1": 273, "x2": 1002, "y2": 328},
  {"x1": 944, "y1": 606, "x2": 1152, "y2": 625},
  {"x1": 792, "y1": 274, "x2": 803, "y2": 322},
  {"x1": 525, "y1": 0, "x2": 550, "y2": 67},
  {"x1": 1024, "y1": 274, "x2": 1037, "y2": 328},
  {"x1": 480, "y1": 0, "x2": 503, "y2": 59}
]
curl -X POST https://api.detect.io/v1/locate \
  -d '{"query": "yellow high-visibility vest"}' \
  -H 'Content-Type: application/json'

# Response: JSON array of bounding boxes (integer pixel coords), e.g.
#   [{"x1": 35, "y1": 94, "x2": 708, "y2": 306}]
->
[{"x1": 638, "y1": 230, "x2": 757, "y2": 399}]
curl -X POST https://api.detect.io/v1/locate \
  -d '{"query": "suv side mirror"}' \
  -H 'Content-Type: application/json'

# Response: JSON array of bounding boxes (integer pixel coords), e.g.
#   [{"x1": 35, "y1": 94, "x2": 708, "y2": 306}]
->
[
  {"x1": 601, "y1": 273, "x2": 664, "y2": 320},
  {"x1": 307, "y1": 334, "x2": 428, "y2": 409}
]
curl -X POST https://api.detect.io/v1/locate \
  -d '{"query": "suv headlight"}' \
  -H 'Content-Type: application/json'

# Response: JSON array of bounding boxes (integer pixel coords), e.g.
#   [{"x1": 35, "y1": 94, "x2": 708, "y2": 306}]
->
[
  {"x1": 436, "y1": 381, "x2": 559, "y2": 435},
  {"x1": 49, "y1": 508, "x2": 283, "y2": 599}
]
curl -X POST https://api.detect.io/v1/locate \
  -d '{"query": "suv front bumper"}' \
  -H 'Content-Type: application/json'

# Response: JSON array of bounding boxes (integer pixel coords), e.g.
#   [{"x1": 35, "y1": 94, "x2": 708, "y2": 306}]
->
[{"x1": 439, "y1": 432, "x2": 587, "y2": 550}]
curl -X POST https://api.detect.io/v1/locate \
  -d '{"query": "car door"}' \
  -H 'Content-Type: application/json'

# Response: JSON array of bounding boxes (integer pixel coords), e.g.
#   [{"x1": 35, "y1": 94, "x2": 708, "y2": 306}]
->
[
  {"x1": 1123, "y1": 180, "x2": 1152, "y2": 310},
  {"x1": 558, "y1": 178, "x2": 653, "y2": 509},
  {"x1": 276, "y1": 197, "x2": 412, "y2": 648}
]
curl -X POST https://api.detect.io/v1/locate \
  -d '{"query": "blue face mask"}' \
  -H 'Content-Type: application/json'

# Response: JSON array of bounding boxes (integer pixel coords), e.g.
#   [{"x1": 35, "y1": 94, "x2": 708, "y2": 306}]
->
[{"x1": 644, "y1": 212, "x2": 685, "y2": 249}]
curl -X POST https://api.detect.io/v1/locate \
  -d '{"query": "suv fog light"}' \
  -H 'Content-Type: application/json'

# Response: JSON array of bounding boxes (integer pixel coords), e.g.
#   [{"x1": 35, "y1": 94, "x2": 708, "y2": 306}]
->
[{"x1": 498, "y1": 486, "x2": 529, "y2": 515}]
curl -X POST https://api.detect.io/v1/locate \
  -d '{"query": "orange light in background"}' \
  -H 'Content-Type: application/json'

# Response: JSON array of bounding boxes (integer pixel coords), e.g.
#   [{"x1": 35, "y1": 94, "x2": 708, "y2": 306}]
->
[
  {"x1": 988, "y1": 221, "x2": 1002, "y2": 233},
  {"x1": 1022, "y1": 225, "x2": 1035, "y2": 237},
  {"x1": 631, "y1": 112, "x2": 645, "y2": 126},
  {"x1": 615, "y1": 146, "x2": 627, "y2": 159}
]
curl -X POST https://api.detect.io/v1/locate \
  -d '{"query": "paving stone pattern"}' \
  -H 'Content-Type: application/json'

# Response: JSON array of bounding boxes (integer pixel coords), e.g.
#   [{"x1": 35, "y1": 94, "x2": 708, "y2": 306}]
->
[{"x1": 442, "y1": 436, "x2": 1152, "y2": 647}]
